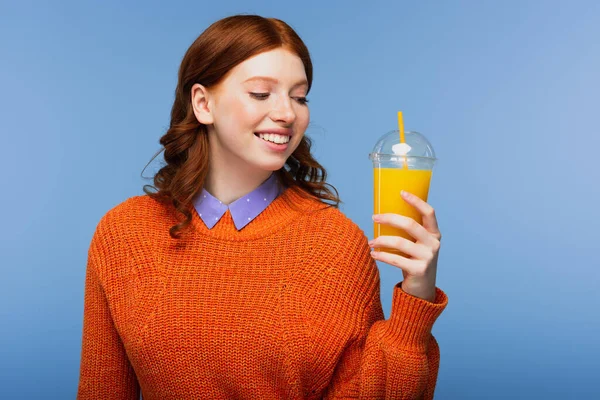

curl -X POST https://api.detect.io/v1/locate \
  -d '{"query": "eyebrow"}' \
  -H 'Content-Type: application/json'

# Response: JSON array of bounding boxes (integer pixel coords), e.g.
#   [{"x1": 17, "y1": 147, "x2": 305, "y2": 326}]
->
[{"x1": 243, "y1": 76, "x2": 308, "y2": 88}]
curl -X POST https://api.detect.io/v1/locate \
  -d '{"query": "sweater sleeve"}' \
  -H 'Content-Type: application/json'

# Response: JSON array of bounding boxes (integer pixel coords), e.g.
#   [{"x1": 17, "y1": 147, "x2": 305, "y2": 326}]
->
[
  {"x1": 77, "y1": 223, "x2": 140, "y2": 399},
  {"x1": 320, "y1": 226, "x2": 448, "y2": 399},
  {"x1": 323, "y1": 284, "x2": 447, "y2": 399}
]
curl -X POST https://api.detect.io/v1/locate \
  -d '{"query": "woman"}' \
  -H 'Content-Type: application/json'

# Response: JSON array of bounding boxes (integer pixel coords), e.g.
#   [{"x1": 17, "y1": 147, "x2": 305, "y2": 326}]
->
[{"x1": 77, "y1": 14, "x2": 447, "y2": 400}]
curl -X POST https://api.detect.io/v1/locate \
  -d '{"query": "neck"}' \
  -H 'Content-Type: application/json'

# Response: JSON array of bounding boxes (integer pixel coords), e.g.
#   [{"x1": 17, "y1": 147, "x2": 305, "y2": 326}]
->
[
  {"x1": 204, "y1": 137, "x2": 274, "y2": 205},
  {"x1": 204, "y1": 168, "x2": 273, "y2": 205}
]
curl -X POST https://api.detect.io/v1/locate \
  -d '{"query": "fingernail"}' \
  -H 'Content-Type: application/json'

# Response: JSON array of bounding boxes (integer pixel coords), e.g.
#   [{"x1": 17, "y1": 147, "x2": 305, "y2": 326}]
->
[
  {"x1": 401, "y1": 190, "x2": 409, "y2": 198},
  {"x1": 372, "y1": 214, "x2": 379, "y2": 221}
]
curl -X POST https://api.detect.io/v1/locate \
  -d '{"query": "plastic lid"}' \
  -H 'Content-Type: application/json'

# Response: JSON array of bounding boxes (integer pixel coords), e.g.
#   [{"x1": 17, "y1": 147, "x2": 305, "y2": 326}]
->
[{"x1": 369, "y1": 130, "x2": 437, "y2": 163}]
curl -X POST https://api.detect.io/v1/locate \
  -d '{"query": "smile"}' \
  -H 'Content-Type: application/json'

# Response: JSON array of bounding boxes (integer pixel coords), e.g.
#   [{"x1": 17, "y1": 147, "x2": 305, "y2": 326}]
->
[{"x1": 254, "y1": 132, "x2": 290, "y2": 144}]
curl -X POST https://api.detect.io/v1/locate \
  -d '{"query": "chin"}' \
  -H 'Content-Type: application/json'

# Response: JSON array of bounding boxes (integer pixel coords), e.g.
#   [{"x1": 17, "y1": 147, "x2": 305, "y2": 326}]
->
[
  {"x1": 254, "y1": 158, "x2": 287, "y2": 172},
  {"x1": 260, "y1": 163, "x2": 286, "y2": 172}
]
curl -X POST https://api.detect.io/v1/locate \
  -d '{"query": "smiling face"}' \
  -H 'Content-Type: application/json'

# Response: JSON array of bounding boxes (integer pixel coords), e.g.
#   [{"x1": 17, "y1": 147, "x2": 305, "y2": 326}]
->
[{"x1": 191, "y1": 47, "x2": 310, "y2": 177}]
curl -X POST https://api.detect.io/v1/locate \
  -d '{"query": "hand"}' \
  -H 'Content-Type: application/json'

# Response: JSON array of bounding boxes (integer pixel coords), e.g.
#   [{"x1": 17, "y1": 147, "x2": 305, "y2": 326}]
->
[{"x1": 368, "y1": 190, "x2": 442, "y2": 302}]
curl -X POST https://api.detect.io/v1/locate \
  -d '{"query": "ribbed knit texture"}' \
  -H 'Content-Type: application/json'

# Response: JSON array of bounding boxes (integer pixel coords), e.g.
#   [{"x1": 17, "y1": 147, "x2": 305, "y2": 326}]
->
[{"x1": 77, "y1": 185, "x2": 448, "y2": 400}]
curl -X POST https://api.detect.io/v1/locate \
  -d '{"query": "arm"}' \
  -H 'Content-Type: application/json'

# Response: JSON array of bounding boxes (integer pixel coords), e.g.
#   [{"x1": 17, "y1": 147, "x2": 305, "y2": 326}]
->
[
  {"x1": 322, "y1": 281, "x2": 447, "y2": 400},
  {"x1": 77, "y1": 228, "x2": 140, "y2": 399}
]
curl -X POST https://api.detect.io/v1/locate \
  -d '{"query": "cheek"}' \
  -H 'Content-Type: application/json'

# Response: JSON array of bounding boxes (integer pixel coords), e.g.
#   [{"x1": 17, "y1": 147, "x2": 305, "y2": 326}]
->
[
  {"x1": 215, "y1": 94, "x2": 263, "y2": 130},
  {"x1": 297, "y1": 107, "x2": 310, "y2": 131},
  {"x1": 231, "y1": 96, "x2": 266, "y2": 126}
]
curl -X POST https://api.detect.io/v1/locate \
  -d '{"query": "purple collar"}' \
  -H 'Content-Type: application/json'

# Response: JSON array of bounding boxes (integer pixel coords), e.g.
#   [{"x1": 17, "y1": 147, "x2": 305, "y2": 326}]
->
[{"x1": 194, "y1": 173, "x2": 282, "y2": 231}]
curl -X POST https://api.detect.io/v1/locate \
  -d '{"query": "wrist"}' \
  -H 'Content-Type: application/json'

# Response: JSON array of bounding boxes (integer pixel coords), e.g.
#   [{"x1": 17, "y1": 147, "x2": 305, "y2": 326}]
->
[{"x1": 399, "y1": 281, "x2": 436, "y2": 303}]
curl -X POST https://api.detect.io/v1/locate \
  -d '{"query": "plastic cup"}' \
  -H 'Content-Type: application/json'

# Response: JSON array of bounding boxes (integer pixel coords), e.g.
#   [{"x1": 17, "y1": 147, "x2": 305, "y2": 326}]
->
[{"x1": 368, "y1": 130, "x2": 437, "y2": 256}]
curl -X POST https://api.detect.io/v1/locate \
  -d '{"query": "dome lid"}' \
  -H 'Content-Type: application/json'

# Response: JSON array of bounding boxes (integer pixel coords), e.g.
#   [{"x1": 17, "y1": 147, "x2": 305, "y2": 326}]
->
[{"x1": 369, "y1": 130, "x2": 436, "y2": 163}]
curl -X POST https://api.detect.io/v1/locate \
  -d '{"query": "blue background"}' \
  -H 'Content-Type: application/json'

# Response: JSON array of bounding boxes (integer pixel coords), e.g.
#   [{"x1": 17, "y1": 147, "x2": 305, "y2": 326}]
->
[{"x1": 2, "y1": 0, "x2": 598, "y2": 398}]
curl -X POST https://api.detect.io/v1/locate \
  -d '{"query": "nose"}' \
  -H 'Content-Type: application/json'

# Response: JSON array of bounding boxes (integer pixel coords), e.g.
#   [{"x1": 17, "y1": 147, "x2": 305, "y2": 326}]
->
[{"x1": 269, "y1": 97, "x2": 296, "y2": 125}]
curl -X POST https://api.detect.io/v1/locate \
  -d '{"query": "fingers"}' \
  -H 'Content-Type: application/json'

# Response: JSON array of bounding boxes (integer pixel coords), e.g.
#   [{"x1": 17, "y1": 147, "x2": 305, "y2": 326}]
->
[
  {"x1": 368, "y1": 235, "x2": 430, "y2": 259},
  {"x1": 373, "y1": 213, "x2": 438, "y2": 248},
  {"x1": 400, "y1": 190, "x2": 442, "y2": 241},
  {"x1": 370, "y1": 249, "x2": 423, "y2": 276},
  {"x1": 369, "y1": 190, "x2": 441, "y2": 293}
]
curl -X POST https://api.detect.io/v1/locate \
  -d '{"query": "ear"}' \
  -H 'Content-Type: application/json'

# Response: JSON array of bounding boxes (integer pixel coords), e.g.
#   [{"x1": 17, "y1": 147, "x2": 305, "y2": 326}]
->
[{"x1": 191, "y1": 83, "x2": 214, "y2": 125}]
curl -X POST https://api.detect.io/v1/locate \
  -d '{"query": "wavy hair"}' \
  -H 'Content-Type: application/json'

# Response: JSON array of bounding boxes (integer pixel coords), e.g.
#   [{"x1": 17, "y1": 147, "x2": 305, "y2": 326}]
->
[{"x1": 143, "y1": 15, "x2": 340, "y2": 238}]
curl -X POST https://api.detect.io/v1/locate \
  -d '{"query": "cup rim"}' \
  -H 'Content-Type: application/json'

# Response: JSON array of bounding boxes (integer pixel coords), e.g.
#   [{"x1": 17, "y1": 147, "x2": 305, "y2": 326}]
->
[{"x1": 369, "y1": 153, "x2": 438, "y2": 161}]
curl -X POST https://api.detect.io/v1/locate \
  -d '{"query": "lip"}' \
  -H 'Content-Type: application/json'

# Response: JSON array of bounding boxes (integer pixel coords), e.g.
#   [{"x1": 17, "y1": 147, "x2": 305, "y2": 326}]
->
[{"x1": 254, "y1": 128, "x2": 293, "y2": 137}]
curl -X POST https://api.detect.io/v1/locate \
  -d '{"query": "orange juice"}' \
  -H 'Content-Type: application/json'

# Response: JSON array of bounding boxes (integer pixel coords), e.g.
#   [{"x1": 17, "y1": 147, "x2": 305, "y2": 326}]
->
[{"x1": 373, "y1": 167, "x2": 432, "y2": 256}]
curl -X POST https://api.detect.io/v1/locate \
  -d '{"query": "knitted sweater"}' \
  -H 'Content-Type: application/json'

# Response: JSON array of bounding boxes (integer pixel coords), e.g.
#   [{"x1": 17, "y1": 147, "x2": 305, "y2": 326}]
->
[{"x1": 77, "y1": 185, "x2": 448, "y2": 399}]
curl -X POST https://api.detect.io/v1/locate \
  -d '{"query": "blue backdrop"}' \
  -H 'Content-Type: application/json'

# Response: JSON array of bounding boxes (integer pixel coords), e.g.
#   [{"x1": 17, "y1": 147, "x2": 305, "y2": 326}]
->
[{"x1": 1, "y1": 0, "x2": 598, "y2": 398}]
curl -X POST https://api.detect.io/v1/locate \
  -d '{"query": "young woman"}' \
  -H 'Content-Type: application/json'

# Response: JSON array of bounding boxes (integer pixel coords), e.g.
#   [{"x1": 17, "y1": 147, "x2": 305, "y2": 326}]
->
[{"x1": 77, "y1": 14, "x2": 447, "y2": 400}]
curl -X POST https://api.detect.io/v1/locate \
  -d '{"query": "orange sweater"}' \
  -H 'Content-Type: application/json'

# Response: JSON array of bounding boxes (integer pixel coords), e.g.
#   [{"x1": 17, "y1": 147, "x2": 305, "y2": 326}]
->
[{"x1": 77, "y1": 185, "x2": 448, "y2": 399}]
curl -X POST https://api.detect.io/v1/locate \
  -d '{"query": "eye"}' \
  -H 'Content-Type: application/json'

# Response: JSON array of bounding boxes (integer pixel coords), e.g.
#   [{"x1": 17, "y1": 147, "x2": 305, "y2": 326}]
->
[
  {"x1": 249, "y1": 92, "x2": 270, "y2": 100},
  {"x1": 293, "y1": 97, "x2": 309, "y2": 105}
]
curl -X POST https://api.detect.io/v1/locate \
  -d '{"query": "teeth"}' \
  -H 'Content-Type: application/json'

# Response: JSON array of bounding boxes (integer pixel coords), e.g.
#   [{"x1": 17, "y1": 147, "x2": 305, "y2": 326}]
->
[{"x1": 258, "y1": 133, "x2": 290, "y2": 144}]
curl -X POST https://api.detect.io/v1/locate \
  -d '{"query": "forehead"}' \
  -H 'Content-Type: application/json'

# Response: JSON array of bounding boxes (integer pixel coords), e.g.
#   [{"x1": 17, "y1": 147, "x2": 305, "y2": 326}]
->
[{"x1": 226, "y1": 48, "x2": 307, "y2": 85}]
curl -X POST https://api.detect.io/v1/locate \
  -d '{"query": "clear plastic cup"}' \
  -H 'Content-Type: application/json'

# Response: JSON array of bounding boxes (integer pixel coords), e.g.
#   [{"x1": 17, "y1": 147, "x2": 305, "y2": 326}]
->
[{"x1": 368, "y1": 130, "x2": 437, "y2": 256}]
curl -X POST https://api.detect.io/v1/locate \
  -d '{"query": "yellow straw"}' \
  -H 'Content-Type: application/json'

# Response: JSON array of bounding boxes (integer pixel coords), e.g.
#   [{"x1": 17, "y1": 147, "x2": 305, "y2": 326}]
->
[{"x1": 398, "y1": 111, "x2": 408, "y2": 169}]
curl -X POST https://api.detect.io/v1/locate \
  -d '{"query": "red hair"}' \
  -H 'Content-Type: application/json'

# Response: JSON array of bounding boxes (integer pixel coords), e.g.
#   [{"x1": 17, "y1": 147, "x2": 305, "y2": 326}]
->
[{"x1": 143, "y1": 15, "x2": 340, "y2": 238}]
